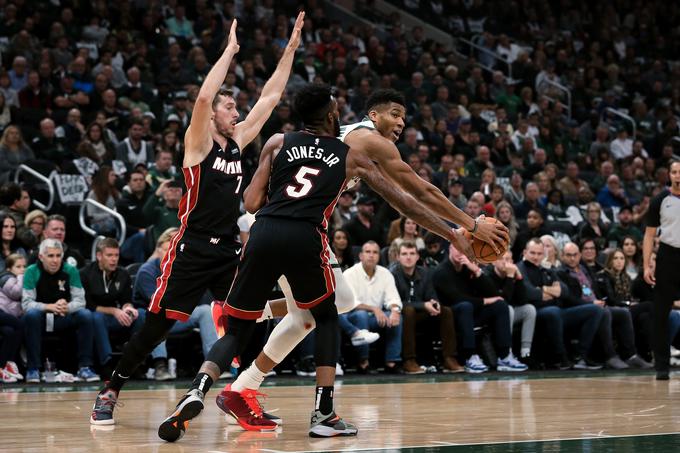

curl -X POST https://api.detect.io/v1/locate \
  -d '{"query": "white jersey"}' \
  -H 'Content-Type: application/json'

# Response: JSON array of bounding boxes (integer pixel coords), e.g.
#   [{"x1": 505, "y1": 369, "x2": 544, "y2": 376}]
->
[{"x1": 339, "y1": 119, "x2": 376, "y2": 189}]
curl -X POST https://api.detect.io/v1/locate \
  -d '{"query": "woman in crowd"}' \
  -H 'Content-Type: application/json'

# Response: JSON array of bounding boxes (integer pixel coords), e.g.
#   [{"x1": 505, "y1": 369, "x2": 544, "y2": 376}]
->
[
  {"x1": 495, "y1": 201, "x2": 519, "y2": 247},
  {"x1": 579, "y1": 238, "x2": 603, "y2": 280},
  {"x1": 578, "y1": 201, "x2": 608, "y2": 250},
  {"x1": 389, "y1": 217, "x2": 426, "y2": 263},
  {"x1": 0, "y1": 125, "x2": 34, "y2": 183},
  {"x1": 85, "y1": 165, "x2": 120, "y2": 236},
  {"x1": 545, "y1": 188, "x2": 568, "y2": 219},
  {"x1": 83, "y1": 122, "x2": 115, "y2": 164},
  {"x1": 0, "y1": 253, "x2": 26, "y2": 383},
  {"x1": 24, "y1": 210, "x2": 47, "y2": 249},
  {"x1": 540, "y1": 234, "x2": 562, "y2": 270},
  {"x1": 0, "y1": 213, "x2": 26, "y2": 270},
  {"x1": 594, "y1": 249, "x2": 659, "y2": 367},
  {"x1": 331, "y1": 228, "x2": 354, "y2": 272},
  {"x1": 621, "y1": 235, "x2": 642, "y2": 281}
]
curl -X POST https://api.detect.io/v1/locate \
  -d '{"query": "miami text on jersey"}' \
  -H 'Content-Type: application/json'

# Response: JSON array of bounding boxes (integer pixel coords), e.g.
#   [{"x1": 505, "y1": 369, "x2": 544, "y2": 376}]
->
[{"x1": 212, "y1": 157, "x2": 242, "y2": 174}]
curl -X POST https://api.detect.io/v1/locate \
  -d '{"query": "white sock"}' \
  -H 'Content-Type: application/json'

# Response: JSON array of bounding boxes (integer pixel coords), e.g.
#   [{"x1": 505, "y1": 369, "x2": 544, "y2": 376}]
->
[
  {"x1": 231, "y1": 363, "x2": 267, "y2": 392},
  {"x1": 256, "y1": 302, "x2": 274, "y2": 323},
  {"x1": 520, "y1": 347, "x2": 531, "y2": 358}
]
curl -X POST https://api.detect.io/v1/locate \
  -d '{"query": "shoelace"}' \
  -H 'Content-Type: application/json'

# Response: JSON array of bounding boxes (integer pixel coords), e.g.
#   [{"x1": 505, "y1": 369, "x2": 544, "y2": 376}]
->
[
  {"x1": 241, "y1": 389, "x2": 268, "y2": 417},
  {"x1": 95, "y1": 392, "x2": 123, "y2": 411}
]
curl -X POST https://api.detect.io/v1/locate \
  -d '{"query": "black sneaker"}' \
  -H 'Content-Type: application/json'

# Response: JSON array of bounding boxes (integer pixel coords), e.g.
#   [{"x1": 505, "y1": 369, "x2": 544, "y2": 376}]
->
[
  {"x1": 295, "y1": 357, "x2": 316, "y2": 377},
  {"x1": 656, "y1": 370, "x2": 670, "y2": 381},
  {"x1": 309, "y1": 410, "x2": 358, "y2": 437},
  {"x1": 382, "y1": 364, "x2": 402, "y2": 375},
  {"x1": 158, "y1": 389, "x2": 205, "y2": 442}
]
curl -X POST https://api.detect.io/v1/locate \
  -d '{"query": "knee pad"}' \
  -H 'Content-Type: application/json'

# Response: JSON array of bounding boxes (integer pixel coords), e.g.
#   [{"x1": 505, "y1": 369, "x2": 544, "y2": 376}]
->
[{"x1": 263, "y1": 312, "x2": 315, "y2": 364}]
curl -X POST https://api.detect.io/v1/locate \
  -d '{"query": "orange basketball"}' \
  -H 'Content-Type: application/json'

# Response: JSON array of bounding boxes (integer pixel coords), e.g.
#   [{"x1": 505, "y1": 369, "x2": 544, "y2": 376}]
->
[{"x1": 463, "y1": 217, "x2": 509, "y2": 264}]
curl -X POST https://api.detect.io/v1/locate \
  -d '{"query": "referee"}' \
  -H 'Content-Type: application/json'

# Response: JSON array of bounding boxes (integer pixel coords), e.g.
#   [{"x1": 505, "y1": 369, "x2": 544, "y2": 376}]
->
[{"x1": 644, "y1": 161, "x2": 680, "y2": 380}]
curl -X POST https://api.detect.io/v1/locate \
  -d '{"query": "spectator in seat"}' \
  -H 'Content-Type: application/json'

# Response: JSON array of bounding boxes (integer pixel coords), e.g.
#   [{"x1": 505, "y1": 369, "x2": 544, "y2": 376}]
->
[
  {"x1": 514, "y1": 182, "x2": 546, "y2": 219},
  {"x1": 597, "y1": 174, "x2": 630, "y2": 208},
  {"x1": 331, "y1": 228, "x2": 354, "y2": 272},
  {"x1": 345, "y1": 195, "x2": 384, "y2": 248},
  {"x1": 621, "y1": 235, "x2": 642, "y2": 281},
  {"x1": 558, "y1": 242, "x2": 646, "y2": 369},
  {"x1": 28, "y1": 214, "x2": 85, "y2": 269},
  {"x1": 86, "y1": 165, "x2": 120, "y2": 237},
  {"x1": 0, "y1": 253, "x2": 26, "y2": 382},
  {"x1": 464, "y1": 145, "x2": 493, "y2": 179},
  {"x1": 330, "y1": 190, "x2": 355, "y2": 231},
  {"x1": 512, "y1": 208, "x2": 550, "y2": 261},
  {"x1": 0, "y1": 212, "x2": 27, "y2": 270},
  {"x1": 392, "y1": 241, "x2": 463, "y2": 374},
  {"x1": 339, "y1": 241, "x2": 401, "y2": 374},
  {"x1": 22, "y1": 239, "x2": 99, "y2": 383},
  {"x1": 607, "y1": 205, "x2": 643, "y2": 246},
  {"x1": 518, "y1": 238, "x2": 603, "y2": 370},
  {"x1": 146, "y1": 149, "x2": 177, "y2": 192},
  {"x1": 579, "y1": 238, "x2": 603, "y2": 281},
  {"x1": 0, "y1": 182, "x2": 33, "y2": 248},
  {"x1": 578, "y1": 201, "x2": 609, "y2": 250},
  {"x1": 117, "y1": 170, "x2": 152, "y2": 263},
  {"x1": 495, "y1": 201, "x2": 519, "y2": 247},
  {"x1": 142, "y1": 179, "x2": 182, "y2": 244},
  {"x1": 388, "y1": 217, "x2": 426, "y2": 263},
  {"x1": 115, "y1": 118, "x2": 154, "y2": 172},
  {"x1": 487, "y1": 251, "x2": 535, "y2": 361},
  {"x1": 0, "y1": 125, "x2": 34, "y2": 184},
  {"x1": 132, "y1": 227, "x2": 220, "y2": 380},
  {"x1": 24, "y1": 209, "x2": 47, "y2": 248},
  {"x1": 540, "y1": 234, "x2": 562, "y2": 270},
  {"x1": 433, "y1": 244, "x2": 527, "y2": 373},
  {"x1": 81, "y1": 238, "x2": 138, "y2": 378},
  {"x1": 31, "y1": 118, "x2": 67, "y2": 164},
  {"x1": 557, "y1": 161, "x2": 589, "y2": 201},
  {"x1": 593, "y1": 249, "x2": 656, "y2": 367}
]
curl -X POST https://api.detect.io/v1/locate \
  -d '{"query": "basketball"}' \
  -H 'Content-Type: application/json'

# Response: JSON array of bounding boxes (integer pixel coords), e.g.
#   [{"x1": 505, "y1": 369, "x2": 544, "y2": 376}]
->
[{"x1": 463, "y1": 217, "x2": 509, "y2": 264}]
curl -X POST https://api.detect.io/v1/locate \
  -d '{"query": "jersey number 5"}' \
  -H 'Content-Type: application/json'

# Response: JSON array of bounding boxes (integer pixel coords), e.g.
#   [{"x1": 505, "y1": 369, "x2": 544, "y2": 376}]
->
[{"x1": 285, "y1": 166, "x2": 320, "y2": 198}]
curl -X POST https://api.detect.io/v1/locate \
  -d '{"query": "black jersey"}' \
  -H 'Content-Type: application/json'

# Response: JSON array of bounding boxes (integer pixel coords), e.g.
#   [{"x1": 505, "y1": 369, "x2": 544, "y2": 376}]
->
[
  {"x1": 180, "y1": 139, "x2": 243, "y2": 238},
  {"x1": 257, "y1": 131, "x2": 349, "y2": 230}
]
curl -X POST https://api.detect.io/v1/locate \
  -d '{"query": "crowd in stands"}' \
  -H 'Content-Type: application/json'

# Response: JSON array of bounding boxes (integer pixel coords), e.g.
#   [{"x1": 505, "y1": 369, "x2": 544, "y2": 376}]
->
[{"x1": 1, "y1": 0, "x2": 680, "y2": 382}]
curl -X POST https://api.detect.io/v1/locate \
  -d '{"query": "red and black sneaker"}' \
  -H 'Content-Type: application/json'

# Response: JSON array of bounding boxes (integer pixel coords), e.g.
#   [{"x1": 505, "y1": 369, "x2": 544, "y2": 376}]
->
[{"x1": 216, "y1": 385, "x2": 279, "y2": 432}]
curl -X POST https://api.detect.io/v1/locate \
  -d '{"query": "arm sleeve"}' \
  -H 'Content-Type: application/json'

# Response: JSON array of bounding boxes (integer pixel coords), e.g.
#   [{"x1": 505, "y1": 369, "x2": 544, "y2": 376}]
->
[
  {"x1": 21, "y1": 265, "x2": 44, "y2": 312},
  {"x1": 66, "y1": 265, "x2": 85, "y2": 312}
]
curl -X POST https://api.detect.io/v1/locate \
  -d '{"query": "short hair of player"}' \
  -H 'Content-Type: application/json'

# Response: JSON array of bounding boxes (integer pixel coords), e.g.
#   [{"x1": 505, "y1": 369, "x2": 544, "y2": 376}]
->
[
  {"x1": 293, "y1": 83, "x2": 333, "y2": 127},
  {"x1": 365, "y1": 89, "x2": 406, "y2": 112}
]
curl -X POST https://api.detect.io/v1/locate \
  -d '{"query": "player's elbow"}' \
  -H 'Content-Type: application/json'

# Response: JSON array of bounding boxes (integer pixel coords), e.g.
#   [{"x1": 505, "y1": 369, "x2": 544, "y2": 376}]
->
[{"x1": 243, "y1": 195, "x2": 262, "y2": 214}]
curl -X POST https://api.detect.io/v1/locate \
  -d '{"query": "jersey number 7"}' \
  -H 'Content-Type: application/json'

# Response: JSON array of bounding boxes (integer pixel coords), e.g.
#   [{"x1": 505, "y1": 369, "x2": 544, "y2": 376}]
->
[{"x1": 285, "y1": 166, "x2": 320, "y2": 198}]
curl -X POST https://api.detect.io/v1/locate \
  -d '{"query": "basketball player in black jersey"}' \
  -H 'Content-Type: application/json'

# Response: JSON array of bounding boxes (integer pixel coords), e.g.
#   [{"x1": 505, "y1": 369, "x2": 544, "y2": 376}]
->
[
  {"x1": 159, "y1": 83, "x2": 473, "y2": 439},
  {"x1": 90, "y1": 13, "x2": 306, "y2": 428}
]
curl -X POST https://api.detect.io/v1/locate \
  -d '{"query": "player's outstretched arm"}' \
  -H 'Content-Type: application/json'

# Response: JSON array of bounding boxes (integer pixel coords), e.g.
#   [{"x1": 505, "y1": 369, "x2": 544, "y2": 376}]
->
[
  {"x1": 243, "y1": 134, "x2": 283, "y2": 213},
  {"x1": 348, "y1": 148, "x2": 473, "y2": 258},
  {"x1": 185, "y1": 19, "x2": 239, "y2": 156},
  {"x1": 358, "y1": 132, "x2": 509, "y2": 252},
  {"x1": 232, "y1": 11, "x2": 304, "y2": 150}
]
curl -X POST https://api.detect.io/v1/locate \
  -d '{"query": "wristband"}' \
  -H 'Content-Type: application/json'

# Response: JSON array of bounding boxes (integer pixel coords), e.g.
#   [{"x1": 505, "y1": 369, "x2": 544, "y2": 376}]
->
[{"x1": 466, "y1": 217, "x2": 479, "y2": 234}]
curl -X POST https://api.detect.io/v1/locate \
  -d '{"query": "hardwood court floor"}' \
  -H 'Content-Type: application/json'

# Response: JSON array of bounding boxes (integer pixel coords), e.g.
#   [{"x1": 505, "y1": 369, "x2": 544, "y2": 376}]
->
[{"x1": 2, "y1": 372, "x2": 680, "y2": 452}]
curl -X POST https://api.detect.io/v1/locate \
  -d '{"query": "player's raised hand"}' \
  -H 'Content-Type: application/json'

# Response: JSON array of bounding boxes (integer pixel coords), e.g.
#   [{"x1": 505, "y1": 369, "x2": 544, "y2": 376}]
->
[
  {"x1": 471, "y1": 215, "x2": 509, "y2": 255},
  {"x1": 225, "y1": 18, "x2": 239, "y2": 54},
  {"x1": 286, "y1": 11, "x2": 305, "y2": 53}
]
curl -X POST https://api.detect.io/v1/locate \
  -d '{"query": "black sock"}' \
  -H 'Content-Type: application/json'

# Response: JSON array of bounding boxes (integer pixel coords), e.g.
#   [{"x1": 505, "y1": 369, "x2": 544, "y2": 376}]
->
[
  {"x1": 190, "y1": 372, "x2": 214, "y2": 394},
  {"x1": 315, "y1": 386, "x2": 334, "y2": 415},
  {"x1": 107, "y1": 370, "x2": 129, "y2": 392}
]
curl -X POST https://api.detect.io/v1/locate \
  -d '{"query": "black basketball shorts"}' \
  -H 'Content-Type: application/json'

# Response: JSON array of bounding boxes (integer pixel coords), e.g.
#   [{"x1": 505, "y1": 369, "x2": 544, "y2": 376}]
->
[
  {"x1": 224, "y1": 217, "x2": 336, "y2": 320},
  {"x1": 149, "y1": 229, "x2": 241, "y2": 321}
]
